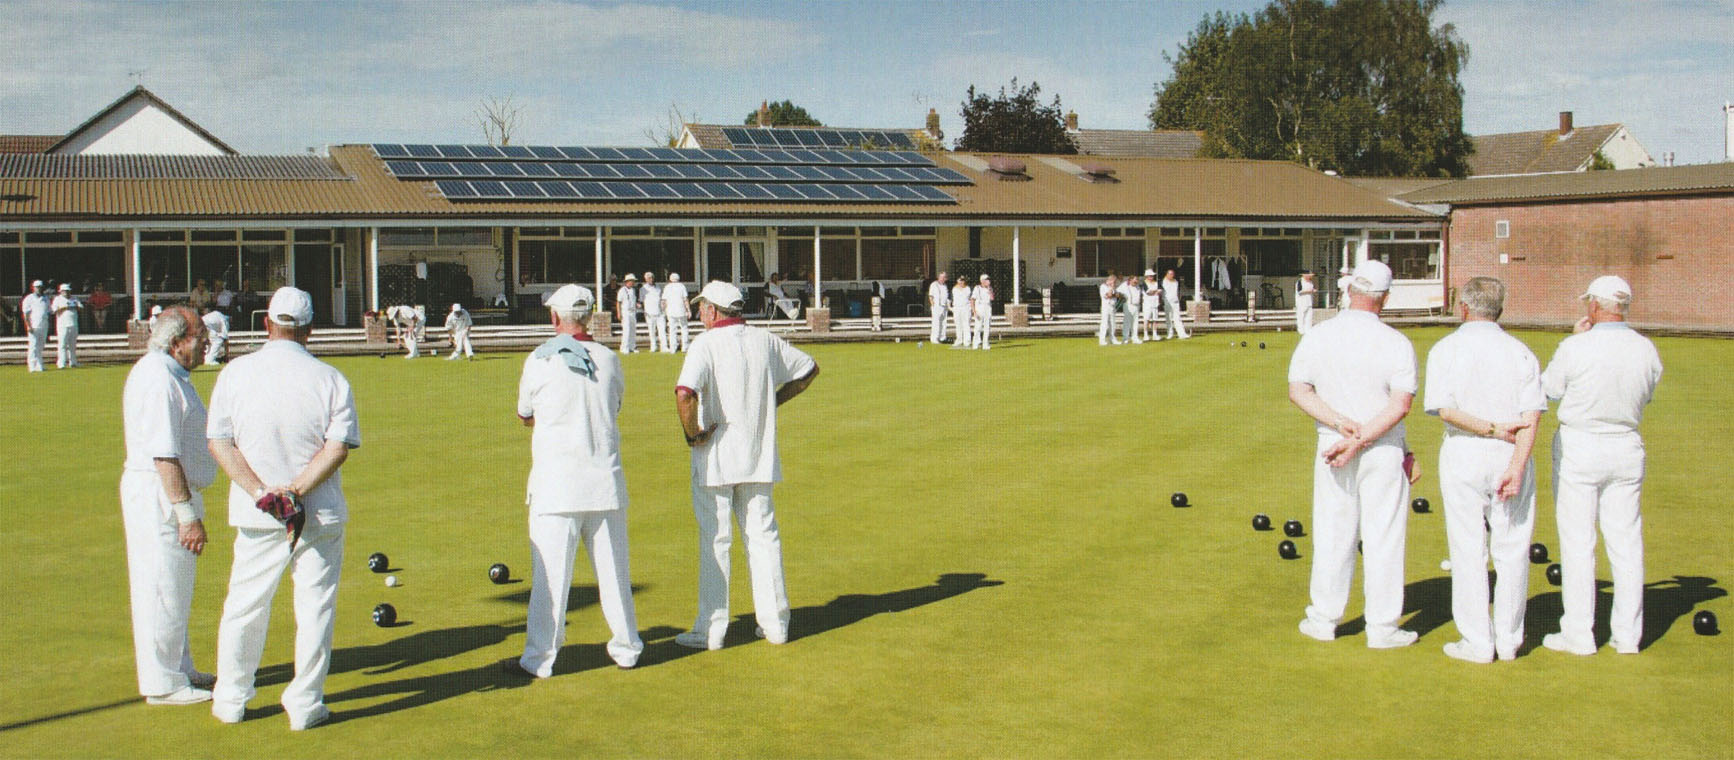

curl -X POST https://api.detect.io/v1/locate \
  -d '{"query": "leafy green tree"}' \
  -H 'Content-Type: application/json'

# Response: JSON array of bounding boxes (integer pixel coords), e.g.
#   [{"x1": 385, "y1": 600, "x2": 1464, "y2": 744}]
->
[
  {"x1": 1588, "y1": 149, "x2": 1615, "y2": 170},
  {"x1": 955, "y1": 78, "x2": 1077, "y2": 154},
  {"x1": 744, "y1": 100, "x2": 822, "y2": 127},
  {"x1": 1150, "y1": 0, "x2": 1472, "y2": 177}
]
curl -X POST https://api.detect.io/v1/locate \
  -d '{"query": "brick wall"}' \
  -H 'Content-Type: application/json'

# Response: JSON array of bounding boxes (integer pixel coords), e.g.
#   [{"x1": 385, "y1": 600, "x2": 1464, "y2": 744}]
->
[{"x1": 1445, "y1": 194, "x2": 1734, "y2": 328}]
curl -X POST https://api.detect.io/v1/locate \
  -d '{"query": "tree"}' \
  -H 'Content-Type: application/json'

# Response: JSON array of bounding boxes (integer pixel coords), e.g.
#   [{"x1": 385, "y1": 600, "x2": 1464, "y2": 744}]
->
[
  {"x1": 955, "y1": 79, "x2": 1076, "y2": 154},
  {"x1": 476, "y1": 95, "x2": 523, "y2": 146},
  {"x1": 645, "y1": 102, "x2": 698, "y2": 147},
  {"x1": 1589, "y1": 149, "x2": 1615, "y2": 171},
  {"x1": 1149, "y1": 0, "x2": 1472, "y2": 177},
  {"x1": 744, "y1": 100, "x2": 822, "y2": 127}
]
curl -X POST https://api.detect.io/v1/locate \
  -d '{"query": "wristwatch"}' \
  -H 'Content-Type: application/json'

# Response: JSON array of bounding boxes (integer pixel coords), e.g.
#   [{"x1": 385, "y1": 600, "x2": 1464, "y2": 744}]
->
[{"x1": 1486, "y1": 422, "x2": 1497, "y2": 437}]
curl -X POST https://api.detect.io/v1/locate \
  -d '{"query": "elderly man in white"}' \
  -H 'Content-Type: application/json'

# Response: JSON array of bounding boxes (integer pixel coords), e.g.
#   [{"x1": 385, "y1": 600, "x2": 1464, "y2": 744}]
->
[
  {"x1": 121, "y1": 305, "x2": 217, "y2": 706},
  {"x1": 950, "y1": 276, "x2": 972, "y2": 349},
  {"x1": 616, "y1": 273, "x2": 639, "y2": 354},
  {"x1": 927, "y1": 271, "x2": 950, "y2": 344},
  {"x1": 1140, "y1": 270, "x2": 1163, "y2": 342},
  {"x1": 662, "y1": 273, "x2": 691, "y2": 352},
  {"x1": 641, "y1": 272, "x2": 665, "y2": 353},
  {"x1": 1541, "y1": 275, "x2": 1663, "y2": 657},
  {"x1": 1161, "y1": 270, "x2": 1189, "y2": 340},
  {"x1": 51, "y1": 283, "x2": 81, "y2": 368},
  {"x1": 1287, "y1": 260, "x2": 1419, "y2": 649},
  {"x1": 673, "y1": 281, "x2": 820, "y2": 650},
  {"x1": 21, "y1": 279, "x2": 49, "y2": 372},
  {"x1": 384, "y1": 303, "x2": 422, "y2": 358},
  {"x1": 445, "y1": 303, "x2": 474, "y2": 360},
  {"x1": 207, "y1": 287, "x2": 361, "y2": 730},
  {"x1": 202, "y1": 306, "x2": 230, "y2": 366},
  {"x1": 1424, "y1": 277, "x2": 1547, "y2": 663},
  {"x1": 506, "y1": 284, "x2": 643, "y2": 677},
  {"x1": 1097, "y1": 273, "x2": 1120, "y2": 346},
  {"x1": 1296, "y1": 271, "x2": 1317, "y2": 335},
  {"x1": 971, "y1": 274, "x2": 994, "y2": 350}
]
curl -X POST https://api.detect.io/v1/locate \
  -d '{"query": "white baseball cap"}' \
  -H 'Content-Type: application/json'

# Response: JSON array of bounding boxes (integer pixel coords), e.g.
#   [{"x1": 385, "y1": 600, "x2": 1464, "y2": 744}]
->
[
  {"x1": 1144, "y1": 269, "x2": 1156, "y2": 277},
  {"x1": 622, "y1": 273, "x2": 638, "y2": 282},
  {"x1": 451, "y1": 303, "x2": 462, "y2": 311},
  {"x1": 668, "y1": 273, "x2": 680, "y2": 282},
  {"x1": 693, "y1": 281, "x2": 745, "y2": 310},
  {"x1": 544, "y1": 284, "x2": 594, "y2": 311},
  {"x1": 1580, "y1": 275, "x2": 1632, "y2": 304},
  {"x1": 980, "y1": 274, "x2": 991, "y2": 281},
  {"x1": 643, "y1": 271, "x2": 654, "y2": 279},
  {"x1": 31, "y1": 279, "x2": 43, "y2": 288},
  {"x1": 1348, "y1": 260, "x2": 1393, "y2": 293},
  {"x1": 150, "y1": 304, "x2": 163, "y2": 316},
  {"x1": 57, "y1": 283, "x2": 70, "y2": 291},
  {"x1": 267, "y1": 287, "x2": 314, "y2": 326}
]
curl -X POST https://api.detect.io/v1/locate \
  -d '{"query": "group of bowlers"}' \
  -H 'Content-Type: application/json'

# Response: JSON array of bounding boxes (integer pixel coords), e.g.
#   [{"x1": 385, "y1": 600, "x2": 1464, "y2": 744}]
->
[
  {"x1": 1290, "y1": 260, "x2": 1662, "y2": 662},
  {"x1": 922, "y1": 271, "x2": 998, "y2": 349},
  {"x1": 118, "y1": 281, "x2": 818, "y2": 728},
  {"x1": 614, "y1": 271, "x2": 692, "y2": 354},
  {"x1": 1097, "y1": 269, "x2": 1191, "y2": 345},
  {"x1": 380, "y1": 302, "x2": 475, "y2": 360},
  {"x1": 18, "y1": 279, "x2": 84, "y2": 370}
]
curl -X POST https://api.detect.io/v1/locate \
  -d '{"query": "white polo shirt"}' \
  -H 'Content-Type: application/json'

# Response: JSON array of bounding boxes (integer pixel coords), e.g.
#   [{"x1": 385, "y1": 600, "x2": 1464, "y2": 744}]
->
[
  {"x1": 676, "y1": 321, "x2": 816, "y2": 486},
  {"x1": 972, "y1": 285, "x2": 993, "y2": 315},
  {"x1": 124, "y1": 350, "x2": 218, "y2": 491},
  {"x1": 928, "y1": 280, "x2": 949, "y2": 308},
  {"x1": 1162, "y1": 279, "x2": 1181, "y2": 304},
  {"x1": 51, "y1": 294, "x2": 78, "y2": 331},
  {"x1": 1288, "y1": 309, "x2": 1417, "y2": 447},
  {"x1": 952, "y1": 284, "x2": 971, "y2": 309},
  {"x1": 22, "y1": 293, "x2": 49, "y2": 330},
  {"x1": 202, "y1": 310, "x2": 229, "y2": 339},
  {"x1": 446, "y1": 308, "x2": 472, "y2": 332},
  {"x1": 641, "y1": 283, "x2": 664, "y2": 315},
  {"x1": 1121, "y1": 281, "x2": 1142, "y2": 307},
  {"x1": 617, "y1": 285, "x2": 638, "y2": 314},
  {"x1": 1423, "y1": 321, "x2": 1547, "y2": 437},
  {"x1": 1540, "y1": 322, "x2": 1663, "y2": 435},
  {"x1": 1099, "y1": 282, "x2": 1117, "y2": 311},
  {"x1": 662, "y1": 282, "x2": 690, "y2": 317},
  {"x1": 517, "y1": 335, "x2": 627, "y2": 513},
  {"x1": 207, "y1": 339, "x2": 361, "y2": 529}
]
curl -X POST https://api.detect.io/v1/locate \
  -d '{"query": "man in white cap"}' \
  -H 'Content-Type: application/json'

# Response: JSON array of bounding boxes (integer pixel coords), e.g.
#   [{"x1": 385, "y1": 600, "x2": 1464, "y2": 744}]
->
[
  {"x1": 1337, "y1": 264, "x2": 1354, "y2": 308},
  {"x1": 1119, "y1": 273, "x2": 1143, "y2": 344},
  {"x1": 673, "y1": 280, "x2": 820, "y2": 649},
  {"x1": 971, "y1": 274, "x2": 994, "y2": 349},
  {"x1": 1140, "y1": 270, "x2": 1162, "y2": 342},
  {"x1": 506, "y1": 284, "x2": 643, "y2": 677},
  {"x1": 1097, "y1": 272, "x2": 1120, "y2": 346},
  {"x1": 615, "y1": 273, "x2": 639, "y2": 354},
  {"x1": 202, "y1": 306, "x2": 230, "y2": 366},
  {"x1": 1540, "y1": 275, "x2": 1663, "y2": 656},
  {"x1": 641, "y1": 272, "x2": 665, "y2": 353},
  {"x1": 927, "y1": 271, "x2": 950, "y2": 344},
  {"x1": 1296, "y1": 271, "x2": 1317, "y2": 335},
  {"x1": 120, "y1": 305, "x2": 217, "y2": 706},
  {"x1": 1424, "y1": 276, "x2": 1546, "y2": 663},
  {"x1": 1161, "y1": 269, "x2": 1189, "y2": 340},
  {"x1": 661, "y1": 273, "x2": 690, "y2": 353},
  {"x1": 21, "y1": 279, "x2": 50, "y2": 371},
  {"x1": 1287, "y1": 259, "x2": 1419, "y2": 649},
  {"x1": 950, "y1": 275, "x2": 972, "y2": 348},
  {"x1": 149, "y1": 304, "x2": 164, "y2": 333},
  {"x1": 384, "y1": 304, "x2": 422, "y2": 359},
  {"x1": 445, "y1": 303, "x2": 474, "y2": 360},
  {"x1": 51, "y1": 282, "x2": 81, "y2": 368},
  {"x1": 206, "y1": 286, "x2": 361, "y2": 730}
]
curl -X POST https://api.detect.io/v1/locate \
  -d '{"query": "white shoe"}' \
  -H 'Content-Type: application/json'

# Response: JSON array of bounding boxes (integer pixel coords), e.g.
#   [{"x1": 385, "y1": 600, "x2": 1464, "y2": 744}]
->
[
  {"x1": 289, "y1": 704, "x2": 330, "y2": 731},
  {"x1": 1442, "y1": 641, "x2": 1493, "y2": 663},
  {"x1": 146, "y1": 686, "x2": 212, "y2": 706},
  {"x1": 188, "y1": 670, "x2": 215, "y2": 689},
  {"x1": 754, "y1": 626, "x2": 788, "y2": 645},
  {"x1": 674, "y1": 631, "x2": 721, "y2": 651},
  {"x1": 212, "y1": 703, "x2": 245, "y2": 723},
  {"x1": 1611, "y1": 640, "x2": 1641, "y2": 655},
  {"x1": 1298, "y1": 619, "x2": 1336, "y2": 642},
  {"x1": 1542, "y1": 632, "x2": 1596, "y2": 656},
  {"x1": 1367, "y1": 629, "x2": 1419, "y2": 649}
]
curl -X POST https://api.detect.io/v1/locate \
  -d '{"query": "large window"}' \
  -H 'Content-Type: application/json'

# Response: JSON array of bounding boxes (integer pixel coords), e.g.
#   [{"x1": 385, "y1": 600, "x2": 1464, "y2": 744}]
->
[
  {"x1": 518, "y1": 228, "x2": 598, "y2": 285},
  {"x1": 1239, "y1": 238, "x2": 1304, "y2": 276},
  {"x1": 861, "y1": 239, "x2": 929, "y2": 280},
  {"x1": 1369, "y1": 230, "x2": 1442, "y2": 280},
  {"x1": 14, "y1": 230, "x2": 127, "y2": 294},
  {"x1": 1074, "y1": 228, "x2": 1146, "y2": 278},
  {"x1": 777, "y1": 236, "x2": 857, "y2": 281},
  {"x1": 610, "y1": 227, "x2": 694, "y2": 282},
  {"x1": 1, "y1": 241, "x2": 19, "y2": 297}
]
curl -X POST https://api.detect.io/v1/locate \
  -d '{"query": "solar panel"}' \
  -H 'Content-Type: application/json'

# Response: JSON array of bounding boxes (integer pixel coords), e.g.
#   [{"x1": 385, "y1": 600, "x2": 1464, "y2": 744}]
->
[
  {"x1": 853, "y1": 184, "x2": 897, "y2": 201},
  {"x1": 733, "y1": 183, "x2": 774, "y2": 199},
  {"x1": 824, "y1": 184, "x2": 868, "y2": 200},
  {"x1": 385, "y1": 161, "x2": 425, "y2": 176},
  {"x1": 589, "y1": 147, "x2": 626, "y2": 161},
  {"x1": 731, "y1": 165, "x2": 773, "y2": 181},
  {"x1": 646, "y1": 147, "x2": 682, "y2": 161},
  {"x1": 471, "y1": 180, "x2": 508, "y2": 196},
  {"x1": 519, "y1": 162, "x2": 555, "y2": 177},
  {"x1": 665, "y1": 182, "x2": 705, "y2": 198},
  {"x1": 605, "y1": 183, "x2": 648, "y2": 199},
  {"x1": 618, "y1": 147, "x2": 655, "y2": 161},
  {"x1": 885, "y1": 132, "x2": 916, "y2": 149},
  {"x1": 528, "y1": 146, "x2": 563, "y2": 159},
  {"x1": 644, "y1": 163, "x2": 680, "y2": 179},
  {"x1": 505, "y1": 181, "x2": 545, "y2": 198},
  {"x1": 559, "y1": 146, "x2": 597, "y2": 161},
  {"x1": 707, "y1": 164, "x2": 743, "y2": 179},
  {"x1": 469, "y1": 145, "x2": 505, "y2": 159},
  {"x1": 638, "y1": 183, "x2": 679, "y2": 199},
  {"x1": 551, "y1": 163, "x2": 587, "y2": 178},
  {"x1": 420, "y1": 161, "x2": 456, "y2": 177},
  {"x1": 816, "y1": 131, "x2": 847, "y2": 147},
  {"x1": 542, "y1": 181, "x2": 579, "y2": 198},
  {"x1": 730, "y1": 148, "x2": 770, "y2": 163},
  {"x1": 880, "y1": 184, "x2": 922, "y2": 201},
  {"x1": 703, "y1": 183, "x2": 745, "y2": 199},
  {"x1": 763, "y1": 183, "x2": 803, "y2": 200},
  {"x1": 571, "y1": 181, "x2": 610, "y2": 198},
  {"x1": 405, "y1": 144, "x2": 440, "y2": 158},
  {"x1": 436, "y1": 180, "x2": 475, "y2": 197},
  {"x1": 613, "y1": 164, "x2": 653, "y2": 179},
  {"x1": 485, "y1": 163, "x2": 525, "y2": 177},
  {"x1": 499, "y1": 145, "x2": 533, "y2": 159},
  {"x1": 910, "y1": 185, "x2": 953, "y2": 201},
  {"x1": 789, "y1": 183, "x2": 834, "y2": 200},
  {"x1": 374, "y1": 143, "x2": 410, "y2": 158},
  {"x1": 786, "y1": 149, "x2": 824, "y2": 163},
  {"x1": 722, "y1": 128, "x2": 752, "y2": 146}
]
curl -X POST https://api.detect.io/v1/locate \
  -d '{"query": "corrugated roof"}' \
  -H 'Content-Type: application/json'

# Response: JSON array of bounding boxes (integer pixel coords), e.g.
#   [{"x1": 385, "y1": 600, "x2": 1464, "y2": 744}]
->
[
  {"x1": 683, "y1": 123, "x2": 939, "y2": 151},
  {"x1": 0, "y1": 154, "x2": 349, "y2": 180},
  {"x1": 1398, "y1": 162, "x2": 1734, "y2": 205},
  {"x1": 1467, "y1": 123, "x2": 1622, "y2": 176},
  {"x1": 1070, "y1": 129, "x2": 1202, "y2": 159},
  {"x1": 0, "y1": 144, "x2": 1436, "y2": 223},
  {"x1": 1344, "y1": 177, "x2": 1456, "y2": 198},
  {"x1": 0, "y1": 135, "x2": 60, "y2": 154}
]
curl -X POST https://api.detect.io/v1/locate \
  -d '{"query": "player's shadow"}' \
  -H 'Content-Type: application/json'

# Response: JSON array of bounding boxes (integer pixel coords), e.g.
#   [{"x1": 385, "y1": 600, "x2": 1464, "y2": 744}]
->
[
  {"x1": 257, "y1": 623, "x2": 518, "y2": 686},
  {"x1": 1522, "y1": 574, "x2": 1725, "y2": 653},
  {"x1": 1336, "y1": 576, "x2": 1455, "y2": 639},
  {"x1": 491, "y1": 583, "x2": 646, "y2": 612},
  {"x1": 319, "y1": 658, "x2": 534, "y2": 724}
]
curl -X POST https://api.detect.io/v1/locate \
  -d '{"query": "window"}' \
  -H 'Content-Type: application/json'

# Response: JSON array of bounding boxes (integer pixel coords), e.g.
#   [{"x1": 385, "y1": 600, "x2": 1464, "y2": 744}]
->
[
  {"x1": 294, "y1": 228, "x2": 334, "y2": 242},
  {"x1": 1370, "y1": 242, "x2": 1439, "y2": 280},
  {"x1": 1, "y1": 246, "x2": 20, "y2": 296},
  {"x1": 777, "y1": 237, "x2": 857, "y2": 281},
  {"x1": 1495, "y1": 220, "x2": 1510, "y2": 239},
  {"x1": 610, "y1": 239, "x2": 695, "y2": 282},
  {"x1": 519, "y1": 239, "x2": 594, "y2": 284},
  {"x1": 191, "y1": 245, "x2": 239, "y2": 290},
  {"x1": 140, "y1": 245, "x2": 189, "y2": 292},
  {"x1": 861, "y1": 239, "x2": 930, "y2": 280},
  {"x1": 1239, "y1": 239, "x2": 1304, "y2": 276},
  {"x1": 23, "y1": 245, "x2": 125, "y2": 292},
  {"x1": 240, "y1": 244, "x2": 288, "y2": 291},
  {"x1": 1075, "y1": 240, "x2": 1144, "y2": 278}
]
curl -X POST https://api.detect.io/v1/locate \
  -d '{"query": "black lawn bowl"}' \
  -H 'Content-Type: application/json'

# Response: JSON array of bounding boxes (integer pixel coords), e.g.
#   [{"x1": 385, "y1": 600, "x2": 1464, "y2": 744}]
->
[
  {"x1": 1529, "y1": 543, "x2": 1549, "y2": 564},
  {"x1": 372, "y1": 603, "x2": 397, "y2": 627},
  {"x1": 1278, "y1": 540, "x2": 1299, "y2": 560},
  {"x1": 1546, "y1": 563, "x2": 1562, "y2": 586},
  {"x1": 1171, "y1": 492, "x2": 1189, "y2": 508},
  {"x1": 1411, "y1": 497, "x2": 1430, "y2": 514},
  {"x1": 1693, "y1": 610, "x2": 1719, "y2": 636},
  {"x1": 489, "y1": 562, "x2": 511, "y2": 584},
  {"x1": 1252, "y1": 514, "x2": 1271, "y2": 531},
  {"x1": 1283, "y1": 519, "x2": 1304, "y2": 538},
  {"x1": 368, "y1": 552, "x2": 389, "y2": 573}
]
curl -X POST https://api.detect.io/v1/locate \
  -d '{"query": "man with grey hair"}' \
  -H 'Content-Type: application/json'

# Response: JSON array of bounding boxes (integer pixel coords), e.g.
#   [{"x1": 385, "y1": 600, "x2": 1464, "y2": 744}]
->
[
  {"x1": 21, "y1": 279, "x2": 49, "y2": 371},
  {"x1": 505, "y1": 284, "x2": 643, "y2": 677},
  {"x1": 202, "y1": 306, "x2": 230, "y2": 366},
  {"x1": 1287, "y1": 259, "x2": 1420, "y2": 649},
  {"x1": 207, "y1": 287, "x2": 360, "y2": 729},
  {"x1": 673, "y1": 281, "x2": 819, "y2": 650},
  {"x1": 121, "y1": 305, "x2": 217, "y2": 705},
  {"x1": 662, "y1": 273, "x2": 690, "y2": 353},
  {"x1": 445, "y1": 303, "x2": 474, "y2": 360},
  {"x1": 51, "y1": 283, "x2": 81, "y2": 368},
  {"x1": 1540, "y1": 275, "x2": 1662, "y2": 656},
  {"x1": 641, "y1": 271, "x2": 665, "y2": 353},
  {"x1": 927, "y1": 271, "x2": 949, "y2": 344},
  {"x1": 1424, "y1": 276, "x2": 1547, "y2": 663}
]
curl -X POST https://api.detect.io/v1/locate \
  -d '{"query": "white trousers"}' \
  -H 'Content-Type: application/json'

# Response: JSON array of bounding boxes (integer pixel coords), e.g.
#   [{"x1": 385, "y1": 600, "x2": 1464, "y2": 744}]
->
[
  {"x1": 1305, "y1": 439, "x2": 1410, "y2": 640},
  {"x1": 690, "y1": 482, "x2": 788, "y2": 646},
  {"x1": 521, "y1": 511, "x2": 643, "y2": 675},
  {"x1": 1296, "y1": 301, "x2": 1314, "y2": 335},
  {"x1": 645, "y1": 311, "x2": 666, "y2": 352},
  {"x1": 952, "y1": 304, "x2": 970, "y2": 347},
  {"x1": 1553, "y1": 428, "x2": 1646, "y2": 651},
  {"x1": 1141, "y1": 304, "x2": 1160, "y2": 340},
  {"x1": 666, "y1": 314, "x2": 689, "y2": 352},
  {"x1": 27, "y1": 325, "x2": 47, "y2": 371},
  {"x1": 213, "y1": 522, "x2": 344, "y2": 725},
  {"x1": 1439, "y1": 437, "x2": 1535, "y2": 659},
  {"x1": 205, "y1": 336, "x2": 227, "y2": 365},
  {"x1": 448, "y1": 328, "x2": 473, "y2": 359},
  {"x1": 620, "y1": 313, "x2": 637, "y2": 353},
  {"x1": 1163, "y1": 299, "x2": 1189, "y2": 338},
  {"x1": 972, "y1": 308, "x2": 991, "y2": 348},
  {"x1": 929, "y1": 304, "x2": 948, "y2": 343},
  {"x1": 120, "y1": 471, "x2": 201, "y2": 696},
  {"x1": 1098, "y1": 306, "x2": 1117, "y2": 344},
  {"x1": 56, "y1": 325, "x2": 78, "y2": 367},
  {"x1": 1119, "y1": 306, "x2": 1136, "y2": 343},
  {"x1": 402, "y1": 334, "x2": 419, "y2": 359}
]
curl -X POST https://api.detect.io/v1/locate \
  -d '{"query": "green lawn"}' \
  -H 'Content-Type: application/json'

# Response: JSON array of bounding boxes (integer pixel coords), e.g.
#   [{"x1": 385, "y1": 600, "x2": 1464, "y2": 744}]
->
[{"x1": 1, "y1": 328, "x2": 1728, "y2": 758}]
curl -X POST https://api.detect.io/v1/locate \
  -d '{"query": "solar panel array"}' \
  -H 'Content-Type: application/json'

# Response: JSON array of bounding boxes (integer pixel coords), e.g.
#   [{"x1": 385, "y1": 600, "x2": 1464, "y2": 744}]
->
[
  {"x1": 373, "y1": 144, "x2": 966, "y2": 204},
  {"x1": 720, "y1": 128, "x2": 916, "y2": 150}
]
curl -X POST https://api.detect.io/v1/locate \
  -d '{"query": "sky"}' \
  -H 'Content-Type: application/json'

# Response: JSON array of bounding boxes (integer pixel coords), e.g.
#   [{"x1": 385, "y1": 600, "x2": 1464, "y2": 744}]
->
[{"x1": 1, "y1": 0, "x2": 1730, "y2": 165}]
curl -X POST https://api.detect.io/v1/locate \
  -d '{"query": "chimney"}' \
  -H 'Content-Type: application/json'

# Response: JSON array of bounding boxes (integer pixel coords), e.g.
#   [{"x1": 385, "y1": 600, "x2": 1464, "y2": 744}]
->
[
  {"x1": 1559, "y1": 111, "x2": 1573, "y2": 136},
  {"x1": 1065, "y1": 111, "x2": 1079, "y2": 131},
  {"x1": 1664, "y1": 151, "x2": 1675, "y2": 167},
  {"x1": 757, "y1": 101, "x2": 770, "y2": 129},
  {"x1": 925, "y1": 108, "x2": 941, "y2": 139}
]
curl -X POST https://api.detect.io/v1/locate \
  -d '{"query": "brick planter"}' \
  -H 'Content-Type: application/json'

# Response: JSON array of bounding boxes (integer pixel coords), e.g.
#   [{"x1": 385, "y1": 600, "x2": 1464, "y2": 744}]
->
[
  {"x1": 805, "y1": 307, "x2": 831, "y2": 333},
  {"x1": 588, "y1": 312, "x2": 612, "y2": 338},
  {"x1": 1006, "y1": 303, "x2": 1030, "y2": 328},
  {"x1": 1188, "y1": 299, "x2": 1211, "y2": 325},
  {"x1": 364, "y1": 314, "x2": 388, "y2": 344},
  {"x1": 127, "y1": 319, "x2": 149, "y2": 350}
]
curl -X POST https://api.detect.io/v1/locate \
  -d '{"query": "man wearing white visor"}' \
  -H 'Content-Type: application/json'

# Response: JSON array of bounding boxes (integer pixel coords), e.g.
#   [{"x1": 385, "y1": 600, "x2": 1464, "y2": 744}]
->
[
  {"x1": 674, "y1": 281, "x2": 820, "y2": 650},
  {"x1": 662, "y1": 273, "x2": 690, "y2": 353},
  {"x1": 445, "y1": 303, "x2": 474, "y2": 360},
  {"x1": 506, "y1": 284, "x2": 643, "y2": 677},
  {"x1": 1287, "y1": 259, "x2": 1420, "y2": 649},
  {"x1": 1540, "y1": 275, "x2": 1662, "y2": 656}
]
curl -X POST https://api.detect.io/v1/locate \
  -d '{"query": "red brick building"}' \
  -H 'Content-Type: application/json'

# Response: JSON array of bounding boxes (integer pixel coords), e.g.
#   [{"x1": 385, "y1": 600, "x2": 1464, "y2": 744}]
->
[{"x1": 1401, "y1": 163, "x2": 1734, "y2": 330}]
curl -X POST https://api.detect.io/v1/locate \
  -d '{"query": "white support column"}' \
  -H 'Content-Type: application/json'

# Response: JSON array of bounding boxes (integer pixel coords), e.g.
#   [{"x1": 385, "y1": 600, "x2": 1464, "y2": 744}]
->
[
  {"x1": 1011, "y1": 226, "x2": 1022, "y2": 305},
  {"x1": 1192, "y1": 228, "x2": 1203, "y2": 301},
  {"x1": 812, "y1": 225, "x2": 822, "y2": 309},
  {"x1": 368, "y1": 226, "x2": 380, "y2": 312},
  {"x1": 130, "y1": 228, "x2": 142, "y2": 319},
  {"x1": 594, "y1": 232, "x2": 604, "y2": 298}
]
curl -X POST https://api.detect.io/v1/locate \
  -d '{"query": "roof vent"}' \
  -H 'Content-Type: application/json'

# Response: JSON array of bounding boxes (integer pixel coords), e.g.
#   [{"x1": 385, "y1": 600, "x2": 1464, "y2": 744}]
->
[
  {"x1": 986, "y1": 157, "x2": 1031, "y2": 181},
  {"x1": 1078, "y1": 162, "x2": 1118, "y2": 182}
]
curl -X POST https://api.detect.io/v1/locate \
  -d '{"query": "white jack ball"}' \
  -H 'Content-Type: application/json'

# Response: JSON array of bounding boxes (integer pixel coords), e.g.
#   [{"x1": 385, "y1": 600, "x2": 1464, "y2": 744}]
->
[{"x1": 385, "y1": 575, "x2": 400, "y2": 587}]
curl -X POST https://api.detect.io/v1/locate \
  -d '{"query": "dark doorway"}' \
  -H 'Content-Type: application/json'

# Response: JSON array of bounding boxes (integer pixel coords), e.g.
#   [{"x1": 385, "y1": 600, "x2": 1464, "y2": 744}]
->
[{"x1": 295, "y1": 244, "x2": 333, "y2": 325}]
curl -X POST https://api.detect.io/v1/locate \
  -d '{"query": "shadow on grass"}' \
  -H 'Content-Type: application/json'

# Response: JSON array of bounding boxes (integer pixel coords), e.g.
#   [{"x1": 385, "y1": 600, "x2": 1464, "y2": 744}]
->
[
  {"x1": 321, "y1": 658, "x2": 534, "y2": 724},
  {"x1": 1336, "y1": 576, "x2": 1455, "y2": 639},
  {"x1": 0, "y1": 697, "x2": 137, "y2": 733},
  {"x1": 1523, "y1": 574, "x2": 1725, "y2": 653}
]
